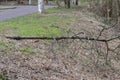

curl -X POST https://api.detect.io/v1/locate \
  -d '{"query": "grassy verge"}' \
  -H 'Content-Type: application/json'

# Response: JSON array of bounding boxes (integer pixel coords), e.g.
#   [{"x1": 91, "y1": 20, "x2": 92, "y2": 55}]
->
[
  {"x1": 0, "y1": 73, "x2": 8, "y2": 80},
  {"x1": 79, "y1": 0, "x2": 90, "y2": 2},
  {"x1": 0, "y1": 8, "x2": 73, "y2": 37}
]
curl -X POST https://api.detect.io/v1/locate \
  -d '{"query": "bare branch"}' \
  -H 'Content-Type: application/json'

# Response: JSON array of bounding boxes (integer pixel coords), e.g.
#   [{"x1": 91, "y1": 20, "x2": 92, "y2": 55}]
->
[
  {"x1": 107, "y1": 35, "x2": 120, "y2": 42},
  {"x1": 6, "y1": 36, "x2": 108, "y2": 42}
]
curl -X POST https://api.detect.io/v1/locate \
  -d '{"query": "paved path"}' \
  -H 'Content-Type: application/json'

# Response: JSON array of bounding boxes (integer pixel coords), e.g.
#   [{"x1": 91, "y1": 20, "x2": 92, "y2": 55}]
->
[{"x1": 0, "y1": 5, "x2": 54, "y2": 21}]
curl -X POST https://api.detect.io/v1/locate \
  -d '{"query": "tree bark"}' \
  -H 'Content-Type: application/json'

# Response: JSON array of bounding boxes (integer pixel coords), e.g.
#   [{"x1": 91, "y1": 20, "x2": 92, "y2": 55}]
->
[
  {"x1": 73, "y1": 0, "x2": 78, "y2": 5},
  {"x1": 75, "y1": 0, "x2": 78, "y2": 5},
  {"x1": 56, "y1": 0, "x2": 61, "y2": 7},
  {"x1": 38, "y1": 0, "x2": 44, "y2": 13},
  {"x1": 66, "y1": 0, "x2": 70, "y2": 8},
  {"x1": 29, "y1": 0, "x2": 32, "y2": 5},
  {"x1": 45, "y1": 0, "x2": 48, "y2": 4},
  {"x1": 17, "y1": 0, "x2": 23, "y2": 4}
]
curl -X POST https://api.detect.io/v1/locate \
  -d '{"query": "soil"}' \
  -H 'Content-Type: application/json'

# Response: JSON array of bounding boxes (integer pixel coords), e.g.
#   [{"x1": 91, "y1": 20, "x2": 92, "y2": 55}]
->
[{"x1": 0, "y1": 7, "x2": 120, "y2": 80}]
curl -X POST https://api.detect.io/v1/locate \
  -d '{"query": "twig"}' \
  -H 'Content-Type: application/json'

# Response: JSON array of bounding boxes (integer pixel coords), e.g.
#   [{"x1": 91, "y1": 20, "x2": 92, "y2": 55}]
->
[{"x1": 107, "y1": 35, "x2": 120, "y2": 42}]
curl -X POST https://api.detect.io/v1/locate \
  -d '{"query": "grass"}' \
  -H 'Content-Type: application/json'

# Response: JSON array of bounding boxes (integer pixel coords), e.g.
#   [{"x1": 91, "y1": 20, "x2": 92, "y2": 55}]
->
[
  {"x1": 0, "y1": 73, "x2": 8, "y2": 80},
  {"x1": 0, "y1": 8, "x2": 72, "y2": 37},
  {"x1": 79, "y1": 0, "x2": 90, "y2": 2},
  {"x1": 0, "y1": 41, "x2": 6, "y2": 46},
  {"x1": 46, "y1": 8, "x2": 73, "y2": 13},
  {"x1": 22, "y1": 47, "x2": 31, "y2": 54},
  {"x1": 0, "y1": 39, "x2": 14, "y2": 47}
]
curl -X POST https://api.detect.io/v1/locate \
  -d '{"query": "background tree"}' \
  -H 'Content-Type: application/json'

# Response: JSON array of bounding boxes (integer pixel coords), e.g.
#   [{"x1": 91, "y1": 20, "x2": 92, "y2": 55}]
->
[
  {"x1": 72, "y1": 0, "x2": 78, "y2": 5},
  {"x1": 65, "y1": 0, "x2": 71, "y2": 8},
  {"x1": 89, "y1": 0, "x2": 120, "y2": 22},
  {"x1": 38, "y1": 0, "x2": 44, "y2": 13},
  {"x1": 45, "y1": 0, "x2": 48, "y2": 4}
]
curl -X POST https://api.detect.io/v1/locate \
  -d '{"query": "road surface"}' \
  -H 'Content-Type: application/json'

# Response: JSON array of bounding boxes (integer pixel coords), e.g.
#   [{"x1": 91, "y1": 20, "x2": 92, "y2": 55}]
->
[{"x1": 0, "y1": 5, "x2": 54, "y2": 21}]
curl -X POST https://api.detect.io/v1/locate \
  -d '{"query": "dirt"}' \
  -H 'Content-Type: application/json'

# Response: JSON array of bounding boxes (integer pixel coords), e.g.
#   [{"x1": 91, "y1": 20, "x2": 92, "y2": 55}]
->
[{"x1": 0, "y1": 8, "x2": 120, "y2": 80}]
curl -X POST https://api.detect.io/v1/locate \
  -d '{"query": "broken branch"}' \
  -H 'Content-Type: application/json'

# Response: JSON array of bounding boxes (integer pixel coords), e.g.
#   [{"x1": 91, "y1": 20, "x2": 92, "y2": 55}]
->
[{"x1": 6, "y1": 36, "x2": 108, "y2": 42}]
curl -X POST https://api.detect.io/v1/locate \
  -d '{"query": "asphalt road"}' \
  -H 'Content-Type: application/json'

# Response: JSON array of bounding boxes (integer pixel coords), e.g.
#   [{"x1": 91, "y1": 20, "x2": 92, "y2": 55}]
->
[{"x1": 0, "y1": 5, "x2": 54, "y2": 21}]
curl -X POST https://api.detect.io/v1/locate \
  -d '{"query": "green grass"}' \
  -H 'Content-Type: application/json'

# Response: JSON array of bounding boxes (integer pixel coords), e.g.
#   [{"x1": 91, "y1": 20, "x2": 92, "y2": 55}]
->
[
  {"x1": 0, "y1": 41, "x2": 12, "y2": 48},
  {"x1": 0, "y1": 8, "x2": 71, "y2": 37},
  {"x1": 46, "y1": 8, "x2": 73, "y2": 13},
  {"x1": 22, "y1": 47, "x2": 31, "y2": 54},
  {"x1": 0, "y1": 73, "x2": 8, "y2": 80},
  {"x1": 0, "y1": 41, "x2": 6, "y2": 46},
  {"x1": 79, "y1": 0, "x2": 90, "y2": 2}
]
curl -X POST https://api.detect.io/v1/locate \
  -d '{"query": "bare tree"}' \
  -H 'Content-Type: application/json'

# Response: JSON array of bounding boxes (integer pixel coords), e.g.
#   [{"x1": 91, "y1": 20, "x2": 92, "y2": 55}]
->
[{"x1": 89, "y1": 0, "x2": 120, "y2": 22}]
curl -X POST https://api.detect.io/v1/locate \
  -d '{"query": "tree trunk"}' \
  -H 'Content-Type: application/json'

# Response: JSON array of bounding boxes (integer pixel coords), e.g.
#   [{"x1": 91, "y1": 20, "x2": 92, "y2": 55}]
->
[
  {"x1": 75, "y1": 0, "x2": 78, "y2": 5},
  {"x1": 56, "y1": 0, "x2": 61, "y2": 7},
  {"x1": 117, "y1": 0, "x2": 120, "y2": 17},
  {"x1": 73, "y1": 0, "x2": 78, "y2": 5},
  {"x1": 64, "y1": 0, "x2": 67, "y2": 8},
  {"x1": 29, "y1": 0, "x2": 32, "y2": 5},
  {"x1": 45, "y1": 0, "x2": 48, "y2": 4},
  {"x1": 38, "y1": 0, "x2": 44, "y2": 13},
  {"x1": 68, "y1": 0, "x2": 71, "y2": 8},
  {"x1": 66, "y1": 0, "x2": 70, "y2": 8},
  {"x1": 17, "y1": 0, "x2": 24, "y2": 4}
]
